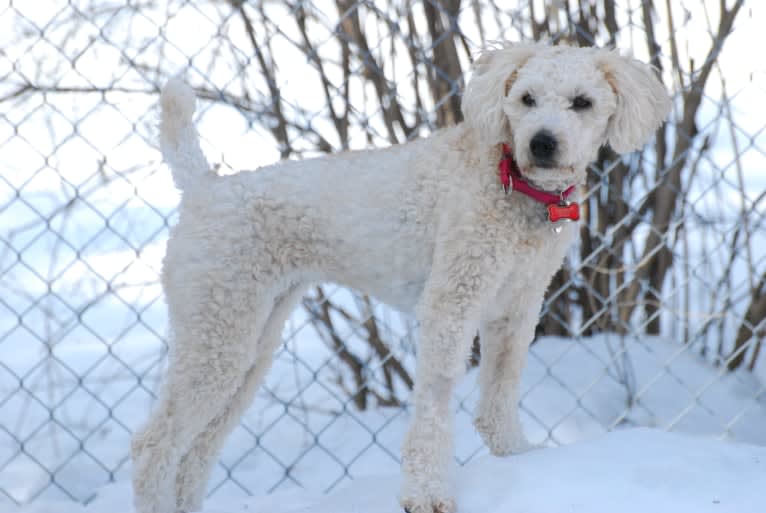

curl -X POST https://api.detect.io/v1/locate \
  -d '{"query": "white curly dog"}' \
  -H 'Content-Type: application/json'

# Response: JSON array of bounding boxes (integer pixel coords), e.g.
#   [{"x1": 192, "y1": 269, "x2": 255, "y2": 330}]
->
[{"x1": 132, "y1": 41, "x2": 670, "y2": 513}]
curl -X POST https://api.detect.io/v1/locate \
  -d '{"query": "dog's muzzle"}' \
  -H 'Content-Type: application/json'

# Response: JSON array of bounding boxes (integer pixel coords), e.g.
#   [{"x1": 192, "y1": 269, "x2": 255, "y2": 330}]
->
[{"x1": 529, "y1": 130, "x2": 557, "y2": 168}]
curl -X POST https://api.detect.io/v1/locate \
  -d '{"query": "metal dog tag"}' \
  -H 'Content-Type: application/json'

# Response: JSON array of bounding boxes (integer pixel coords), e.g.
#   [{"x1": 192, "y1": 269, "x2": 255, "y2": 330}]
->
[{"x1": 547, "y1": 200, "x2": 580, "y2": 234}]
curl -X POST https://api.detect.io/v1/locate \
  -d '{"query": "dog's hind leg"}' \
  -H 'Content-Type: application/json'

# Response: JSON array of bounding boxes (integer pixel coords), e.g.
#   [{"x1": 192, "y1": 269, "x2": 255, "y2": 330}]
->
[
  {"x1": 172, "y1": 283, "x2": 308, "y2": 513},
  {"x1": 131, "y1": 273, "x2": 278, "y2": 513}
]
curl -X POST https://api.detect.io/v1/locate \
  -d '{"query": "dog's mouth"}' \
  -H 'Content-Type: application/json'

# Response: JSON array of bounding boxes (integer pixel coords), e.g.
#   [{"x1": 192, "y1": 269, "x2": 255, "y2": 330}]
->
[
  {"x1": 519, "y1": 165, "x2": 577, "y2": 192},
  {"x1": 499, "y1": 145, "x2": 581, "y2": 194},
  {"x1": 521, "y1": 164, "x2": 575, "y2": 175}
]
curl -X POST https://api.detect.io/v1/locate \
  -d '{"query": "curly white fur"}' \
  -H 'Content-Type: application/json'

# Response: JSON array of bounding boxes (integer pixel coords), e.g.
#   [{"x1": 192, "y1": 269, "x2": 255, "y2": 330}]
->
[{"x1": 131, "y1": 42, "x2": 670, "y2": 513}]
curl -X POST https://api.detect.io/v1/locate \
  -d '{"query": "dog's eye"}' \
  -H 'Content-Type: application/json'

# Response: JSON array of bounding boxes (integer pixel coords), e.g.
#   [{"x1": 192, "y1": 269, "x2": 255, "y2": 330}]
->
[
  {"x1": 571, "y1": 95, "x2": 592, "y2": 111},
  {"x1": 521, "y1": 93, "x2": 536, "y2": 107}
]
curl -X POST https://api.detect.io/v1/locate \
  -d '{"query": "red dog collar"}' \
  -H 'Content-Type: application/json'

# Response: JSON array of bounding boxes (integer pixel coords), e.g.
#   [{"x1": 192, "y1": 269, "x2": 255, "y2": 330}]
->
[{"x1": 498, "y1": 144, "x2": 580, "y2": 223}]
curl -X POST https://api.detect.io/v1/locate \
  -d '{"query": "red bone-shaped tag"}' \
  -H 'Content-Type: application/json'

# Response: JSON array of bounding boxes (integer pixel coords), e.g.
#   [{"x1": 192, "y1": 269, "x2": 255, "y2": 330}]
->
[{"x1": 547, "y1": 202, "x2": 580, "y2": 223}]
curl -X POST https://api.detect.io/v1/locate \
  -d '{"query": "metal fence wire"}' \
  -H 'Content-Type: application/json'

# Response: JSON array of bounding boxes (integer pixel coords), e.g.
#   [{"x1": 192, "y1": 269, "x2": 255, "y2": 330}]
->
[{"x1": 1, "y1": 0, "x2": 765, "y2": 506}]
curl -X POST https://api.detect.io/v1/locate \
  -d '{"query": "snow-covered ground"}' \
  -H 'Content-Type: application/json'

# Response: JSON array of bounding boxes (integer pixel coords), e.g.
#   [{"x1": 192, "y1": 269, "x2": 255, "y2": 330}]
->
[
  {"x1": 11, "y1": 428, "x2": 766, "y2": 513},
  {"x1": 2, "y1": 330, "x2": 764, "y2": 512}
]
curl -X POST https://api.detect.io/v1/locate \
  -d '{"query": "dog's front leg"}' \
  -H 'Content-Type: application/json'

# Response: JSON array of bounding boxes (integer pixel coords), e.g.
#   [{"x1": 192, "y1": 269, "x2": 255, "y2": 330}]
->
[
  {"x1": 473, "y1": 283, "x2": 546, "y2": 456},
  {"x1": 400, "y1": 312, "x2": 474, "y2": 513},
  {"x1": 400, "y1": 268, "x2": 491, "y2": 513}
]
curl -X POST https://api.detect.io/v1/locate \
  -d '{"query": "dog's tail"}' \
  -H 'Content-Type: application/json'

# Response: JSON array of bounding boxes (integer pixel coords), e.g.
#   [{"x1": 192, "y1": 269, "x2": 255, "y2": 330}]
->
[{"x1": 159, "y1": 77, "x2": 211, "y2": 190}]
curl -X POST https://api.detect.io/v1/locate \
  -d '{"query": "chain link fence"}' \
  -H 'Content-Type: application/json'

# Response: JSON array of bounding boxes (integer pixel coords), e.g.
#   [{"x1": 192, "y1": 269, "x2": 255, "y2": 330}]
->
[{"x1": 1, "y1": 0, "x2": 764, "y2": 507}]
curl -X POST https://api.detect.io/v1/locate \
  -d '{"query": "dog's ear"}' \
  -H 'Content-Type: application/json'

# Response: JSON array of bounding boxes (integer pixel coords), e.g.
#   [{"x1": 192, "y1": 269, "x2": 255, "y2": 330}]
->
[
  {"x1": 598, "y1": 51, "x2": 671, "y2": 153},
  {"x1": 461, "y1": 43, "x2": 543, "y2": 146}
]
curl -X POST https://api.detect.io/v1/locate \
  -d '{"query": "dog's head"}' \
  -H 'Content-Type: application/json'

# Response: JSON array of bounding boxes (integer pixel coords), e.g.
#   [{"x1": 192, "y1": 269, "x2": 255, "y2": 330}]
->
[{"x1": 462, "y1": 42, "x2": 671, "y2": 191}]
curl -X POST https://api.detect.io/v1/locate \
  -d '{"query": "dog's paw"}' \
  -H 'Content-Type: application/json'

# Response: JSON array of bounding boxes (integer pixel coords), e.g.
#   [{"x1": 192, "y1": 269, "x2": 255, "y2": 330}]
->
[
  {"x1": 401, "y1": 495, "x2": 456, "y2": 513},
  {"x1": 473, "y1": 415, "x2": 538, "y2": 457}
]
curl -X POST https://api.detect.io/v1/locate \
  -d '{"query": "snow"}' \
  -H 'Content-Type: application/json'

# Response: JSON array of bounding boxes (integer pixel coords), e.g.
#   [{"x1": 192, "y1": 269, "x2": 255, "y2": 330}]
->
[
  {"x1": 4, "y1": 330, "x2": 765, "y2": 512},
  {"x1": 2, "y1": 332, "x2": 764, "y2": 510},
  {"x1": 517, "y1": 335, "x2": 766, "y2": 445},
  {"x1": 10, "y1": 428, "x2": 765, "y2": 513}
]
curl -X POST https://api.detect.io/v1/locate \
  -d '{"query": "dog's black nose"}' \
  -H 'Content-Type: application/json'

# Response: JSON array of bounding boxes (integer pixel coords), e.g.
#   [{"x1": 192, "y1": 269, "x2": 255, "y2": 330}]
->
[{"x1": 529, "y1": 130, "x2": 557, "y2": 163}]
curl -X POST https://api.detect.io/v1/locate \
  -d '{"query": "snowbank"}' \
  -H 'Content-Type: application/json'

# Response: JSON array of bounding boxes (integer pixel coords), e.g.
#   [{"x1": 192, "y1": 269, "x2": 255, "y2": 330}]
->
[{"x1": 14, "y1": 428, "x2": 765, "y2": 513}]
